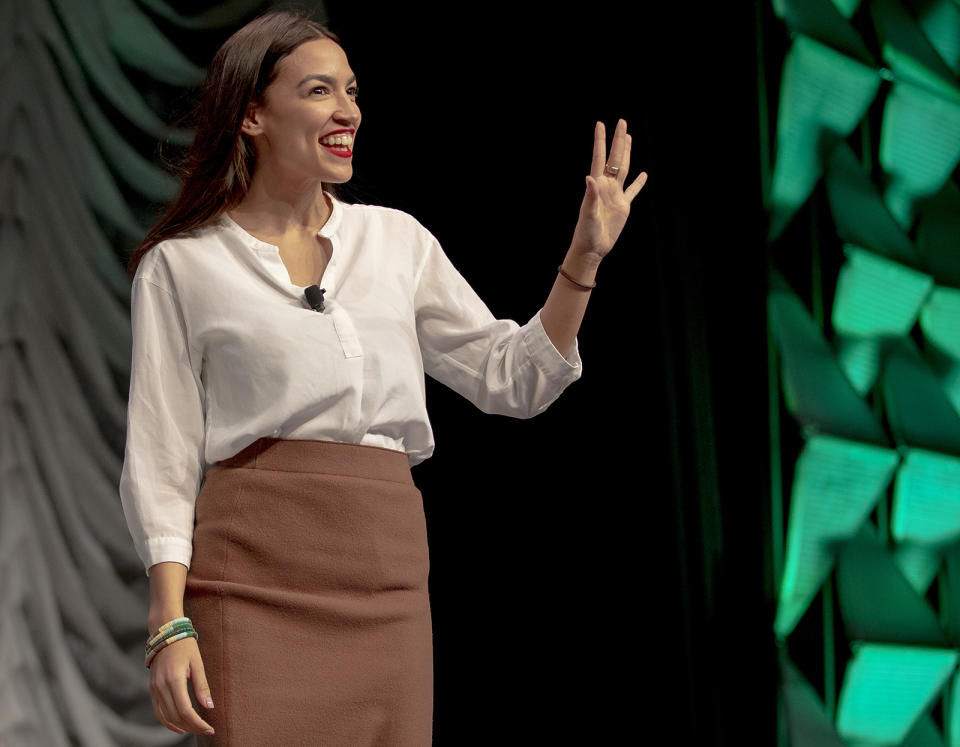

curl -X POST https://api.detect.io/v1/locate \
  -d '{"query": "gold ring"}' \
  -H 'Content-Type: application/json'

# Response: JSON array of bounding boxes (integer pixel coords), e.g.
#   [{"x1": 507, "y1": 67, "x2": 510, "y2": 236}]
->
[{"x1": 604, "y1": 164, "x2": 620, "y2": 176}]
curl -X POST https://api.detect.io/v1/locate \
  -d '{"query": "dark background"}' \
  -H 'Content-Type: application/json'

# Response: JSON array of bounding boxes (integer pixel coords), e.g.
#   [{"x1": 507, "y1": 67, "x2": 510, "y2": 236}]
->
[
  {"x1": 319, "y1": 2, "x2": 775, "y2": 742},
  {"x1": 150, "y1": 1, "x2": 778, "y2": 742}
]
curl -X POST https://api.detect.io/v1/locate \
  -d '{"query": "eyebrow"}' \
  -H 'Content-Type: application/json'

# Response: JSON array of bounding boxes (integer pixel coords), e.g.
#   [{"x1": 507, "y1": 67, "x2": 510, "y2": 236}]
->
[{"x1": 297, "y1": 73, "x2": 357, "y2": 88}]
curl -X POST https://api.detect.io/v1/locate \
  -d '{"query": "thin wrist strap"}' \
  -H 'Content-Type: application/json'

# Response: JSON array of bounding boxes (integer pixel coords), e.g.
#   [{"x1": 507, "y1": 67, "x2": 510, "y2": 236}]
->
[{"x1": 557, "y1": 264, "x2": 597, "y2": 290}]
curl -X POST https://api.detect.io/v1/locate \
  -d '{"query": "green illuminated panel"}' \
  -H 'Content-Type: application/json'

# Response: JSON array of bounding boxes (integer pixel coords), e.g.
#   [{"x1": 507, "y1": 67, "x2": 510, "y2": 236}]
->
[
  {"x1": 898, "y1": 713, "x2": 947, "y2": 746},
  {"x1": 835, "y1": 335, "x2": 883, "y2": 394},
  {"x1": 831, "y1": 247, "x2": 932, "y2": 393},
  {"x1": 892, "y1": 448, "x2": 960, "y2": 545},
  {"x1": 836, "y1": 642, "x2": 957, "y2": 744},
  {"x1": 911, "y1": 0, "x2": 960, "y2": 75},
  {"x1": 882, "y1": 340, "x2": 960, "y2": 453},
  {"x1": 780, "y1": 654, "x2": 846, "y2": 746},
  {"x1": 950, "y1": 656, "x2": 960, "y2": 746},
  {"x1": 833, "y1": 247, "x2": 932, "y2": 336},
  {"x1": 836, "y1": 525, "x2": 946, "y2": 645},
  {"x1": 879, "y1": 80, "x2": 960, "y2": 228},
  {"x1": 942, "y1": 365, "x2": 960, "y2": 419},
  {"x1": 824, "y1": 143, "x2": 917, "y2": 267},
  {"x1": 920, "y1": 287, "x2": 960, "y2": 360},
  {"x1": 943, "y1": 544, "x2": 960, "y2": 647},
  {"x1": 920, "y1": 341, "x2": 960, "y2": 419},
  {"x1": 893, "y1": 542, "x2": 943, "y2": 595},
  {"x1": 831, "y1": 0, "x2": 863, "y2": 22},
  {"x1": 767, "y1": 34, "x2": 881, "y2": 240},
  {"x1": 772, "y1": 0, "x2": 873, "y2": 58},
  {"x1": 871, "y1": 0, "x2": 960, "y2": 102},
  {"x1": 775, "y1": 434, "x2": 899, "y2": 637},
  {"x1": 915, "y1": 179, "x2": 960, "y2": 287},
  {"x1": 769, "y1": 278, "x2": 887, "y2": 444}
]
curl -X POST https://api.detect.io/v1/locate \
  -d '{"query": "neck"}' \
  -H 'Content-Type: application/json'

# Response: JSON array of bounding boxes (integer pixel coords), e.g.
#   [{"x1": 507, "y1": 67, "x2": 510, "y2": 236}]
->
[{"x1": 231, "y1": 165, "x2": 333, "y2": 236}]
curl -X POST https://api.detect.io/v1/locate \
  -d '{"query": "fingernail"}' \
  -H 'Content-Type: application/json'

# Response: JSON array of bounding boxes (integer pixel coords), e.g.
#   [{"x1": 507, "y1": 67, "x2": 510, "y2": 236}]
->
[
  {"x1": 205, "y1": 698, "x2": 214, "y2": 708},
  {"x1": 205, "y1": 729, "x2": 215, "y2": 735}
]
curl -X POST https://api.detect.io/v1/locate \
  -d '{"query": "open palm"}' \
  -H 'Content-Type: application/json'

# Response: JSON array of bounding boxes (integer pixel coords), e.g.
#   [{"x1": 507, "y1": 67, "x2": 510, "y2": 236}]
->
[{"x1": 570, "y1": 119, "x2": 648, "y2": 262}]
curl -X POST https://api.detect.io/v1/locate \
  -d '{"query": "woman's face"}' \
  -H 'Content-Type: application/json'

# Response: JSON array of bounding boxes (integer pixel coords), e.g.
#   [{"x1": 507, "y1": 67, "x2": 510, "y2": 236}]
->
[{"x1": 242, "y1": 38, "x2": 361, "y2": 184}]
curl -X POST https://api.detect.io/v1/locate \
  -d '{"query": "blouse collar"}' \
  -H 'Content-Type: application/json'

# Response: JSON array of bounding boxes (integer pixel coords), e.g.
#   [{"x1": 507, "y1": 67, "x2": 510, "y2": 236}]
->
[{"x1": 217, "y1": 189, "x2": 343, "y2": 251}]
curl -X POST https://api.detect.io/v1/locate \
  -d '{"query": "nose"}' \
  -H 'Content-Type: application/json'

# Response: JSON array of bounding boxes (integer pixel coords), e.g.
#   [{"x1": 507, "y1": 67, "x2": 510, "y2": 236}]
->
[{"x1": 334, "y1": 92, "x2": 361, "y2": 128}]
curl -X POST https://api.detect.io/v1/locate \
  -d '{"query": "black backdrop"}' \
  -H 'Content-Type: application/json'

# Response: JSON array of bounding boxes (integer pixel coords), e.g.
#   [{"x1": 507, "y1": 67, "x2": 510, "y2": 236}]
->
[{"x1": 310, "y1": 2, "x2": 776, "y2": 742}]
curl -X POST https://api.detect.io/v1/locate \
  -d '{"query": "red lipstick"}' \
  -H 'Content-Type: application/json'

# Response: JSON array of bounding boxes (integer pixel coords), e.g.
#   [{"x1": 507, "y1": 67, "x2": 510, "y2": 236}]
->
[
  {"x1": 319, "y1": 129, "x2": 354, "y2": 157},
  {"x1": 320, "y1": 144, "x2": 353, "y2": 158}
]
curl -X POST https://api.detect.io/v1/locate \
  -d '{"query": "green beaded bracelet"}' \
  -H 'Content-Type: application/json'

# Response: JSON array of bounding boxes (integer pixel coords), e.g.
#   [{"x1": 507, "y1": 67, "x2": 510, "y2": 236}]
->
[{"x1": 145, "y1": 615, "x2": 199, "y2": 668}]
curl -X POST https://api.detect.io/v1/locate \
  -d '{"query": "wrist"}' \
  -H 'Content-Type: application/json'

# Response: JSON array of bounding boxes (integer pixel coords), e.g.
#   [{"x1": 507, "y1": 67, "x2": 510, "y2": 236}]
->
[
  {"x1": 148, "y1": 608, "x2": 186, "y2": 633},
  {"x1": 566, "y1": 242, "x2": 603, "y2": 267},
  {"x1": 560, "y1": 251, "x2": 600, "y2": 287}
]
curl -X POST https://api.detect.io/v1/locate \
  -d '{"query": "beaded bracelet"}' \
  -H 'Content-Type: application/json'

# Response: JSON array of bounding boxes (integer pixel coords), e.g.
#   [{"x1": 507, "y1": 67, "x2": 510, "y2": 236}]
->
[{"x1": 145, "y1": 616, "x2": 199, "y2": 669}]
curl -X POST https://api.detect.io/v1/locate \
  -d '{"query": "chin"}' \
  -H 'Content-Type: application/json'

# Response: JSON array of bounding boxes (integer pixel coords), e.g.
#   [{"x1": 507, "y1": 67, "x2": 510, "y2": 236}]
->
[{"x1": 322, "y1": 172, "x2": 353, "y2": 185}]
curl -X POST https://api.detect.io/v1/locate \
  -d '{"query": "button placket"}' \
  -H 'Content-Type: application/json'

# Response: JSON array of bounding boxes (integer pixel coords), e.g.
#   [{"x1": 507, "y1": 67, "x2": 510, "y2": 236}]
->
[
  {"x1": 327, "y1": 301, "x2": 363, "y2": 358},
  {"x1": 310, "y1": 232, "x2": 359, "y2": 359},
  {"x1": 222, "y1": 206, "x2": 359, "y2": 358}
]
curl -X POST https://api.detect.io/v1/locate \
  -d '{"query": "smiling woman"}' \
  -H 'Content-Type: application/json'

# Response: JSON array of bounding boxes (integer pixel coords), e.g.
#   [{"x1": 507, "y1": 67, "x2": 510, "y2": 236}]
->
[
  {"x1": 119, "y1": 6, "x2": 644, "y2": 747},
  {"x1": 229, "y1": 36, "x2": 361, "y2": 237},
  {"x1": 223, "y1": 37, "x2": 362, "y2": 283},
  {"x1": 124, "y1": 15, "x2": 353, "y2": 277}
]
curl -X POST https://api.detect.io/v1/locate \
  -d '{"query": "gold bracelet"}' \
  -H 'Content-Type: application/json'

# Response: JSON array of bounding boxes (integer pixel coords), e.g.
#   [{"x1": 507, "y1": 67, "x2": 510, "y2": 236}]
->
[{"x1": 557, "y1": 264, "x2": 596, "y2": 290}]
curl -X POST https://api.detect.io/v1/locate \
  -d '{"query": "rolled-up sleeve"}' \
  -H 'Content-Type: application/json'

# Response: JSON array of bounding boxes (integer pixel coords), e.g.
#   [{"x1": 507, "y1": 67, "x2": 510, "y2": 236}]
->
[
  {"x1": 413, "y1": 229, "x2": 583, "y2": 418},
  {"x1": 119, "y1": 272, "x2": 206, "y2": 578}
]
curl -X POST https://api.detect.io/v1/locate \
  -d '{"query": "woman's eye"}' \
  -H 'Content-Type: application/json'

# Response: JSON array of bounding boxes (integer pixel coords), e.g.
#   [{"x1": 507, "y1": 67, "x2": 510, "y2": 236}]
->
[{"x1": 310, "y1": 87, "x2": 359, "y2": 99}]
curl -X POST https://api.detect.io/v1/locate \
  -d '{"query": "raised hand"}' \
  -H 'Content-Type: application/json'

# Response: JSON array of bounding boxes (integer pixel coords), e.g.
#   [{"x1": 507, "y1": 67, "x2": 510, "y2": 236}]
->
[{"x1": 569, "y1": 119, "x2": 648, "y2": 263}]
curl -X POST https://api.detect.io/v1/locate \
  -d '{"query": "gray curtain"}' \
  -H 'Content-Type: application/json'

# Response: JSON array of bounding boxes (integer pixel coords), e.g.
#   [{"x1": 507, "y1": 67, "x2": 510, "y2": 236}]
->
[{"x1": 0, "y1": 2, "x2": 307, "y2": 744}]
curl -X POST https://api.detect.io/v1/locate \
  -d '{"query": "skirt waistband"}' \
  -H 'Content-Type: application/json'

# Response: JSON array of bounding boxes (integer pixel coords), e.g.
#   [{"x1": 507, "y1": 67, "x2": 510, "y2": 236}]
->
[{"x1": 214, "y1": 437, "x2": 413, "y2": 484}]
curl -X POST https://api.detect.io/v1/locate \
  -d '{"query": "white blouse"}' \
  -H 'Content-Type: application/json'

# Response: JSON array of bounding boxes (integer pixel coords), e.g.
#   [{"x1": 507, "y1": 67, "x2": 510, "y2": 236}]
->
[{"x1": 119, "y1": 191, "x2": 583, "y2": 576}]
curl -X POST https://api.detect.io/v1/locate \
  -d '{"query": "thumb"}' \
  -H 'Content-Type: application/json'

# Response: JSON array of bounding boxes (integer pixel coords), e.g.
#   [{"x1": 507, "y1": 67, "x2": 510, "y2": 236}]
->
[
  {"x1": 584, "y1": 175, "x2": 600, "y2": 211},
  {"x1": 585, "y1": 175, "x2": 600, "y2": 203},
  {"x1": 190, "y1": 656, "x2": 215, "y2": 710}
]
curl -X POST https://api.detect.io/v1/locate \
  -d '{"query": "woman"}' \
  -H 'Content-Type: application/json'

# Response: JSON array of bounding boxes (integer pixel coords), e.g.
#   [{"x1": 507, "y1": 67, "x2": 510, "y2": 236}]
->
[{"x1": 119, "y1": 9, "x2": 647, "y2": 745}]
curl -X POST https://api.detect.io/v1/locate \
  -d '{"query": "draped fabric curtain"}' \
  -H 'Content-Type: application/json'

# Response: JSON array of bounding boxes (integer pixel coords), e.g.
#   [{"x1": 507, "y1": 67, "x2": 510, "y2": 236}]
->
[{"x1": 1, "y1": 2, "x2": 278, "y2": 743}]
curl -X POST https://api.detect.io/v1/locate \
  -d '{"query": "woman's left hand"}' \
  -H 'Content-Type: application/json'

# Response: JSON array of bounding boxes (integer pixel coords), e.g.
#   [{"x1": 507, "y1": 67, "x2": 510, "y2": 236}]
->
[{"x1": 570, "y1": 119, "x2": 648, "y2": 264}]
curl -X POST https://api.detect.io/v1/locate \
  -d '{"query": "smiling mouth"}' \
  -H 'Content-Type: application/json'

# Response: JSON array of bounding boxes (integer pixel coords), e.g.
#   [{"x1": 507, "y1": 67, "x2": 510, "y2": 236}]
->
[
  {"x1": 319, "y1": 132, "x2": 354, "y2": 157},
  {"x1": 320, "y1": 142, "x2": 353, "y2": 158}
]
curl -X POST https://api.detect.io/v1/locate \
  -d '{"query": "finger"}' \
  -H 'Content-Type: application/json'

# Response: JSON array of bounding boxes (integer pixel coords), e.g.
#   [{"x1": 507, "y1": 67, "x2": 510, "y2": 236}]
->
[
  {"x1": 618, "y1": 133, "x2": 632, "y2": 188},
  {"x1": 173, "y1": 676, "x2": 216, "y2": 735},
  {"x1": 624, "y1": 170, "x2": 649, "y2": 202},
  {"x1": 191, "y1": 655, "x2": 215, "y2": 711},
  {"x1": 158, "y1": 681, "x2": 189, "y2": 734},
  {"x1": 605, "y1": 119, "x2": 628, "y2": 175},
  {"x1": 155, "y1": 695, "x2": 186, "y2": 735},
  {"x1": 590, "y1": 121, "x2": 606, "y2": 180}
]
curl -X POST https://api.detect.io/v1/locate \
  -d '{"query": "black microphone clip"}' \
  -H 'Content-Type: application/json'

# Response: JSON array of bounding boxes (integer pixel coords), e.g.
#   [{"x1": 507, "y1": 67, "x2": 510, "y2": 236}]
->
[{"x1": 305, "y1": 285, "x2": 326, "y2": 312}]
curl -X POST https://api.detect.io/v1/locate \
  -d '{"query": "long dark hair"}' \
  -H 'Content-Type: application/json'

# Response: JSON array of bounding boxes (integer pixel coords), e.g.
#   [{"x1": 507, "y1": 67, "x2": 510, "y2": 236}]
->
[{"x1": 126, "y1": 10, "x2": 344, "y2": 279}]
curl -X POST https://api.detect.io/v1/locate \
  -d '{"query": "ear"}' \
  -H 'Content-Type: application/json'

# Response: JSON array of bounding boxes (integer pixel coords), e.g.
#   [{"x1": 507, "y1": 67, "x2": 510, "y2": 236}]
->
[{"x1": 240, "y1": 102, "x2": 264, "y2": 137}]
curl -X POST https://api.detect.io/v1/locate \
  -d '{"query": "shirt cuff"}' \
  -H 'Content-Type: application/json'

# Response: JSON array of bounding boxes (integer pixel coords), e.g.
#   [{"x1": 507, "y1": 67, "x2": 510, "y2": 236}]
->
[
  {"x1": 520, "y1": 308, "x2": 583, "y2": 382},
  {"x1": 142, "y1": 537, "x2": 193, "y2": 578}
]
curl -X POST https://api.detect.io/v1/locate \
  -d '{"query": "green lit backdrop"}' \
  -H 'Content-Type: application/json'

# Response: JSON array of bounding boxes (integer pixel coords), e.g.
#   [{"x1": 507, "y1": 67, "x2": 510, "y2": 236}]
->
[{"x1": 765, "y1": 0, "x2": 960, "y2": 743}]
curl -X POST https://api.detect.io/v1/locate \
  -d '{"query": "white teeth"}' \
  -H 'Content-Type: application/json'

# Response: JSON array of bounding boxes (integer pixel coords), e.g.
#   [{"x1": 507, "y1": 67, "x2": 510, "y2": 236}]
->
[{"x1": 320, "y1": 133, "x2": 353, "y2": 147}]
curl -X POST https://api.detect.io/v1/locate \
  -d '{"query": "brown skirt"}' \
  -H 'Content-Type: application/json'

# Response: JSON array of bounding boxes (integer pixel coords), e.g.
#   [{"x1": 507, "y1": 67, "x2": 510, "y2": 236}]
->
[{"x1": 183, "y1": 437, "x2": 433, "y2": 746}]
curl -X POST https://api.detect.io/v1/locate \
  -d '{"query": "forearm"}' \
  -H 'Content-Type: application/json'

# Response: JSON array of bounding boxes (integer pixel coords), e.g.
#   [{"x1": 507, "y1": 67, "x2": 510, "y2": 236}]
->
[
  {"x1": 147, "y1": 561, "x2": 188, "y2": 632},
  {"x1": 540, "y1": 246, "x2": 600, "y2": 359}
]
